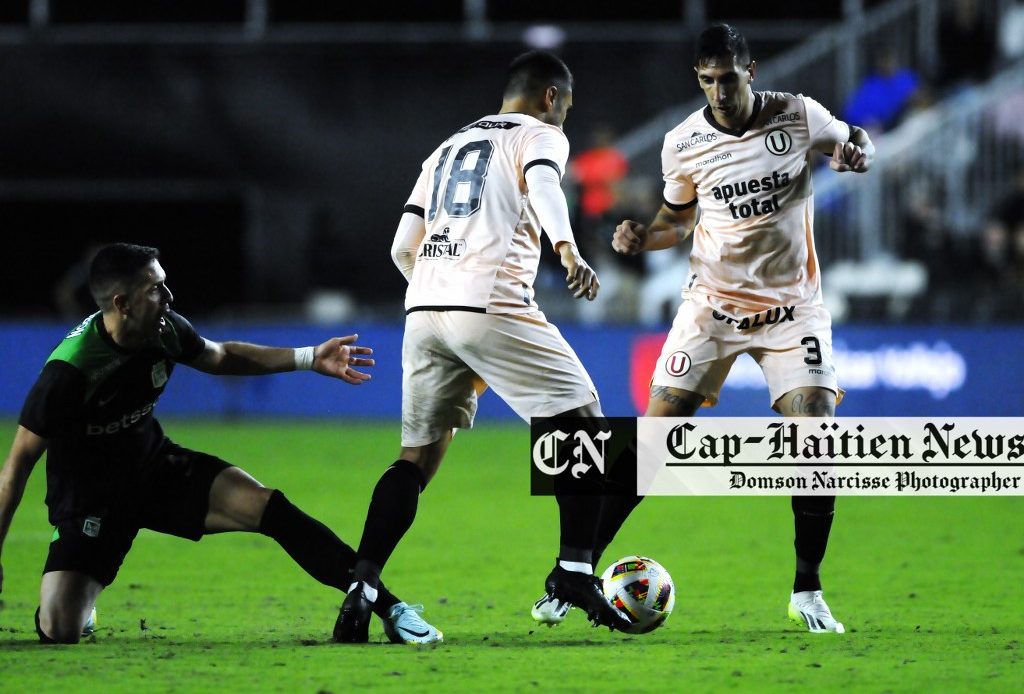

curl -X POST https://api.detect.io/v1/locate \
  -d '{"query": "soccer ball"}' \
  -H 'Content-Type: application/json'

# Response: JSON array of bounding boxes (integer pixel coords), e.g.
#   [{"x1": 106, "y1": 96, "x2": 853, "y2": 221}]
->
[{"x1": 600, "y1": 555, "x2": 675, "y2": 634}]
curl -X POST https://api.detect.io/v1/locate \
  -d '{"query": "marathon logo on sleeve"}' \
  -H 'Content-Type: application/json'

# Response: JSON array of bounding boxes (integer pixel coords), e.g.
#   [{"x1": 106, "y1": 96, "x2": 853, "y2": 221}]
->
[
  {"x1": 713, "y1": 306, "x2": 795, "y2": 331},
  {"x1": 711, "y1": 170, "x2": 792, "y2": 220}
]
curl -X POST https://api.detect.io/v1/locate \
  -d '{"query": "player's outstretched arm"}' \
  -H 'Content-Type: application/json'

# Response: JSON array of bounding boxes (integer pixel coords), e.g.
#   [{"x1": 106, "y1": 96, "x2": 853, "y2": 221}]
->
[
  {"x1": 613, "y1": 203, "x2": 699, "y2": 255},
  {"x1": 189, "y1": 335, "x2": 375, "y2": 385},
  {"x1": 830, "y1": 125, "x2": 874, "y2": 173},
  {"x1": 0, "y1": 426, "x2": 46, "y2": 593}
]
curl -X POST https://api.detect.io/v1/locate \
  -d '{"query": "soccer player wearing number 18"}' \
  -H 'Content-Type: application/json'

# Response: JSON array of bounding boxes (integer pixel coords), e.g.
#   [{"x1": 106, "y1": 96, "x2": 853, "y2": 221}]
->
[
  {"x1": 602, "y1": 24, "x2": 875, "y2": 634},
  {"x1": 334, "y1": 51, "x2": 632, "y2": 641}
]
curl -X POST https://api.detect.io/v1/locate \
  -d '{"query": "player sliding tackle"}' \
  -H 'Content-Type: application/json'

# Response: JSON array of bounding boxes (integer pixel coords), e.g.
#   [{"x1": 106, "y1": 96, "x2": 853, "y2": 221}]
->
[
  {"x1": 533, "y1": 24, "x2": 874, "y2": 634},
  {"x1": 0, "y1": 243, "x2": 438, "y2": 644},
  {"x1": 334, "y1": 51, "x2": 632, "y2": 642}
]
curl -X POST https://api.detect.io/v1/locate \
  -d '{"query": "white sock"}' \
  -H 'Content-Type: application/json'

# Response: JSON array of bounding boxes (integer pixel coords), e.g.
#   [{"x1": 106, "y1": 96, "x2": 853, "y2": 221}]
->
[
  {"x1": 348, "y1": 581, "x2": 378, "y2": 603},
  {"x1": 558, "y1": 560, "x2": 593, "y2": 574}
]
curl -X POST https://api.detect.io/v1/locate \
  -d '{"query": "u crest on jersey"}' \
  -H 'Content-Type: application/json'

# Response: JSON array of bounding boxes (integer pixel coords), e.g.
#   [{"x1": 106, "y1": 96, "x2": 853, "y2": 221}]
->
[{"x1": 764, "y1": 129, "x2": 793, "y2": 155}]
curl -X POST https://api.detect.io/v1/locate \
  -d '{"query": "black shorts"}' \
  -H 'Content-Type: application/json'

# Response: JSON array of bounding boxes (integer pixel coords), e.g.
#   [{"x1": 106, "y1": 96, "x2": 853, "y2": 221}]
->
[{"x1": 42, "y1": 442, "x2": 231, "y2": 587}]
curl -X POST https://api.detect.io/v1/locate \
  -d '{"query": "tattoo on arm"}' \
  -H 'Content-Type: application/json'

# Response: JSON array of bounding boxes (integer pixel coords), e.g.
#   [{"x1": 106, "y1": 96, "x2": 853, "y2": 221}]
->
[
  {"x1": 651, "y1": 385, "x2": 686, "y2": 406},
  {"x1": 789, "y1": 393, "x2": 835, "y2": 417}
]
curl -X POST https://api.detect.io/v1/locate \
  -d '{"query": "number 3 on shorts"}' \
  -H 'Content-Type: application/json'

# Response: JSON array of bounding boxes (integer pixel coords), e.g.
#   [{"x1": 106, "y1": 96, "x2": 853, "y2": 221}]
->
[{"x1": 801, "y1": 336, "x2": 822, "y2": 365}]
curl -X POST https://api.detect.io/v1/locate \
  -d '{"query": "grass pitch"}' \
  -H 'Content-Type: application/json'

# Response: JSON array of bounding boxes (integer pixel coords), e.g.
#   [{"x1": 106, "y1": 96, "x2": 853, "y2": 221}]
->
[{"x1": 1, "y1": 420, "x2": 1022, "y2": 692}]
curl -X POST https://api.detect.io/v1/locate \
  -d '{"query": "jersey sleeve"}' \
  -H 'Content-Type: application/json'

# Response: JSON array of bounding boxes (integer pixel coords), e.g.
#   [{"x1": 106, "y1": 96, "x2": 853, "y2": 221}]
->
[
  {"x1": 803, "y1": 95, "x2": 851, "y2": 152},
  {"x1": 163, "y1": 310, "x2": 206, "y2": 363},
  {"x1": 661, "y1": 134, "x2": 698, "y2": 209},
  {"x1": 18, "y1": 361, "x2": 85, "y2": 439},
  {"x1": 403, "y1": 162, "x2": 431, "y2": 217},
  {"x1": 522, "y1": 127, "x2": 570, "y2": 181}
]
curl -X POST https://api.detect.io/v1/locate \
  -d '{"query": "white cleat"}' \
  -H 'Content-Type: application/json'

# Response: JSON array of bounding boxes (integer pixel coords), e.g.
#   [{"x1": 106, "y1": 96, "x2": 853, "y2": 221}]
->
[
  {"x1": 382, "y1": 602, "x2": 443, "y2": 645},
  {"x1": 531, "y1": 593, "x2": 572, "y2": 626},
  {"x1": 82, "y1": 607, "x2": 97, "y2": 637},
  {"x1": 788, "y1": 590, "x2": 845, "y2": 633}
]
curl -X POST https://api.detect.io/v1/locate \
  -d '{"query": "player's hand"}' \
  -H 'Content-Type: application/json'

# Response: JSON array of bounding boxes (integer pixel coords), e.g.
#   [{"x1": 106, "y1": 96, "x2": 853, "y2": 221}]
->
[
  {"x1": 830, "y1": 142, "x2": 869, "y2": 173},
  {"x1": 558, "y1": 243, "x2": 600, "y2": 301},
  {"x1": 313, "y1": 335, "x2": 374, "y2": 384},
  {"x1": 612, "y1": 220, "x2": 649, "y2": 255}
]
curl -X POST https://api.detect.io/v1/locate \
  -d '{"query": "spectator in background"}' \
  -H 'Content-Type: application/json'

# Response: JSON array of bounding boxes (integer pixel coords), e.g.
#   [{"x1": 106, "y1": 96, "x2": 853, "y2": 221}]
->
[
  {"x1": 569, "y1": 126, "x2": 635, "y2": 324},
  {"x1": 570, "y1": 125, "x2": 628, "y2": 228},
  {"x1": 843, "y1": 45, "x2": 921, "y2": 134},
  {"x1": 969, "y1": 171, "x2": 1024, "y2": 321},
  {"x1": 899, "y1": 176, "x2": 959, "y2": 320},
  {"x1": 936, "y1": 0, "x2": 997, "y2": 90}
]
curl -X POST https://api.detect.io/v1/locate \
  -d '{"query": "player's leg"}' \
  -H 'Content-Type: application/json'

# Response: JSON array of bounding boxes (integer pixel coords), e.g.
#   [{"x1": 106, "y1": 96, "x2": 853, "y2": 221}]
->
[
  {"x1": 336, "y1": 311, "x2": 470, "y2": 643},
  {"x1": 36, "y1": 514, "x2": 136, "y2": 644},
  {"x1": 202, "y1": 465, "x2": 399, "y2": 617},
  {"x1": 336, "y1": 435, "x2": 451, "y2": 643},
  {"x1": 773, "y1": 386, "x2": 844, "y2": 633},
  {"x1": 448, "y1": 312, "x2": 630, "y2": 630},
  {"x1": 529, "y1": 399, "x2": 628, "y2": 631},
  {"x1": 37, "y1": 571, "x2": 103, "y2": 644},
  {"x1": 759, "y1": 309, "x2": 844, "y2": 633}
]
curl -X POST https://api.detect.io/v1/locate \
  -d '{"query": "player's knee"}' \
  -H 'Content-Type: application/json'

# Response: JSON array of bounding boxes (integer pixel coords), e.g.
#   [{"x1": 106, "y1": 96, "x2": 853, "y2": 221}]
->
[
  {"x1": 36, "y1": 607, "x2": 82, "y2": 644},
  {"x1": 398, "y1": 445, "x2": 444, "y2": 486},
  {"x1": 241, "y1": 485, "x2": 276, "y2": 530}
]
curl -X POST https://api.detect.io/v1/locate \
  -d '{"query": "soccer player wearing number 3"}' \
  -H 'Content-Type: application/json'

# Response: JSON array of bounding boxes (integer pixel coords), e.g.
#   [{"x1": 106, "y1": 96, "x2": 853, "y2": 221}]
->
[
  {"x1": 598, "y1": 24, "x2": 874, "y2": 634},
  {"x1": 334, "y1": 51, "x2": 633, "y2": 641}
]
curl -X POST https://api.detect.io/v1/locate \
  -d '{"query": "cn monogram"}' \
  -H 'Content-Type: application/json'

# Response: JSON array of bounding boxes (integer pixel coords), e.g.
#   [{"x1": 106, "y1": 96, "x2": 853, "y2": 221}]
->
[{"x1": 532, "y1": 429, "x2": 612, "y2": 479}]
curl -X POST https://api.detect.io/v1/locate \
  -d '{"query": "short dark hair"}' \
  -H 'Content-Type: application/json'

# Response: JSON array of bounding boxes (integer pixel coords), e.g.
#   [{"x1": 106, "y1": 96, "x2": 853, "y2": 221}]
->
[
  {"x1": 503, "y1": 50, "x2": 573, "y2": 99},
  {"x1": 88, "y1": 243, "x2": 160, "y2": 311},
  {"x1": 694, "y1": 23, "x2": 751, "y2": 68}
]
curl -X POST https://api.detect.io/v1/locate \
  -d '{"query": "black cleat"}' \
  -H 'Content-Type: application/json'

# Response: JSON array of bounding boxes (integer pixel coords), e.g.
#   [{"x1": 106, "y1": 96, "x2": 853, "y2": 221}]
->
[
  {"x1": 333, "y1": 584, "x2": 373, "y2": 643},
  {"x1": 544, "y1": 563, "x2": 632, "y2": 632}
]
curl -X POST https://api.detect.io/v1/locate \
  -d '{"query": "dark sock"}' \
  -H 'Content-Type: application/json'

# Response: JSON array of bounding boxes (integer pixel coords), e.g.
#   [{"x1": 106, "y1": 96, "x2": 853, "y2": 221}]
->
[
  {"x1": 258, "y1": 489, "x2": 401, "y2": 619},
  {"x1": 354, "y1": 460, "x2": 426, "y2": 584},
  {"x1": 259, "y1": 489, "x2": 359, "y2": 590},
  {"x1": 34, "y1": 607, "x2": 56, "y2": 644},
  {"x1": 792, "y1": 495, "x2": 835, "y2": 592},
  {"x1": 555, "y1": 494, "x2": 602, "y2": 564},
  {"x1": 591, "y1": 494, "x2": 645, "y2": 568}
]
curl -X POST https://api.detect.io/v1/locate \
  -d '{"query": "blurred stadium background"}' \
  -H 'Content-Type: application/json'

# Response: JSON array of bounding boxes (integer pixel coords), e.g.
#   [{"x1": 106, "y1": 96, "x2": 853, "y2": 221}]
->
[{"x1": 2, "y1": 0, "x2": 1023, "y2": 420}]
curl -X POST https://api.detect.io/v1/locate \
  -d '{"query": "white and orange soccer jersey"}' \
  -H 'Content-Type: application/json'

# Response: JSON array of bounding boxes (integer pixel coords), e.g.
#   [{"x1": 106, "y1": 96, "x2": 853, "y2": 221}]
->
[
  {"x1": 662, "y1": 91, "x2": 851, "y2": 315},
  {"x1": 402, "y1": 113, "x2": 569, "y2": 314}
]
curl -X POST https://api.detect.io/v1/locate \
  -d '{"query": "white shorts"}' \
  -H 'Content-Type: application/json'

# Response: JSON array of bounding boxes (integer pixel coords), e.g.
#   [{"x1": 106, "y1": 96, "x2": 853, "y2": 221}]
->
[
  {"x1": 651, "y1": 299, "x2": 844, "y2": 409},
  {"x1": 401, "y1": 310, "x2": 599, "y2": 446}
]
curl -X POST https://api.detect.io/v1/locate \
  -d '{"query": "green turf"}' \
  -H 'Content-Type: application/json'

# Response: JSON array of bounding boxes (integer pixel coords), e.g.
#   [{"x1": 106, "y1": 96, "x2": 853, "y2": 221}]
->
[{"x1": 1, "y1": 420, "x2": 1022, "y2": 692}]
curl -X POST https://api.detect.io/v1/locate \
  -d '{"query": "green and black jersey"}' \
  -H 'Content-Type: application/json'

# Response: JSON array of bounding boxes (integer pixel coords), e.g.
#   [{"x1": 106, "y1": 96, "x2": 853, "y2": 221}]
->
[{"x1": 19, "y1": 310, "x2": 205, "y2": 525}]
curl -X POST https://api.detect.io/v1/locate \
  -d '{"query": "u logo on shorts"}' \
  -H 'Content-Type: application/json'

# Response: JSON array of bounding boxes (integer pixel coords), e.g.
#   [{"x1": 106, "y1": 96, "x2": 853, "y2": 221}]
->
[{"x1": 666, "y1": 351, "x2": 691, "y2": 377}]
